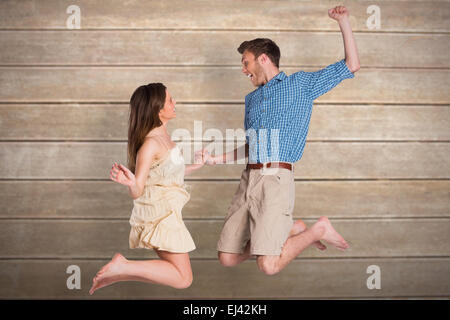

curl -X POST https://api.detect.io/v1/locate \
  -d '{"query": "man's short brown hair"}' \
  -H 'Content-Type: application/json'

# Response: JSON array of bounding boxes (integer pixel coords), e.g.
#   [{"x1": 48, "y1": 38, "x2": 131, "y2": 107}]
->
[{"x1": 237, "y1": 38, "x2": 281, "y2": 68}]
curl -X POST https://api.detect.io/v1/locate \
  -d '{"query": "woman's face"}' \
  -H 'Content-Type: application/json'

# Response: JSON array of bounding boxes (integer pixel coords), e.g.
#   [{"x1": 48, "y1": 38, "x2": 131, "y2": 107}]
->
[{"x1": 158, "y1": 89, "x2": 176, "y2": 121}]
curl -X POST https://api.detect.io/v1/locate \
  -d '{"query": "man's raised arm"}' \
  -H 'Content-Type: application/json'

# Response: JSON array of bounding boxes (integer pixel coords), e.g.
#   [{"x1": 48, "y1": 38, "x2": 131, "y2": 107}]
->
[
  {"x1": 293, "y1": 6, "x2": 360, "y2": 101},
  {"x1": 329, "y1": 5, "x2": 360, "y2": 72}
]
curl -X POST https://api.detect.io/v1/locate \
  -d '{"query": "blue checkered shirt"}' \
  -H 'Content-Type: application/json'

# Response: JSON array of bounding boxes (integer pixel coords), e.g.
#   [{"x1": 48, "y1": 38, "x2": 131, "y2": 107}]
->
[{"x1": 244, "y1": 59, "x2": 355, "y2": 164}]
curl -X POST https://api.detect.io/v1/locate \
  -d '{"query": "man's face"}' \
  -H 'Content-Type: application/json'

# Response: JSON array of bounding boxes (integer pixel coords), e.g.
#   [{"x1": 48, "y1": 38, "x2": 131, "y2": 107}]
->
[{"x1": 241, "y1": 50, "x2": 264, "y2": 87}]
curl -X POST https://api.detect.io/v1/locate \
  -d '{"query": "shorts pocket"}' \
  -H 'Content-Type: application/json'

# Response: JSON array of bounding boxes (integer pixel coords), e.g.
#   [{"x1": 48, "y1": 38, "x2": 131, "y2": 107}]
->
[{"x1": 273, "y1": 171, "x2": 295, "y2": 216}]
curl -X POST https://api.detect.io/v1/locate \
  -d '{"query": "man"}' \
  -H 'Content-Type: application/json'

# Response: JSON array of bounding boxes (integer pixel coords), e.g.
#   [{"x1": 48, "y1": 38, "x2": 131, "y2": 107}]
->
[{"x1": 205, "y1": 6, "x2": 360, "y2": 275}]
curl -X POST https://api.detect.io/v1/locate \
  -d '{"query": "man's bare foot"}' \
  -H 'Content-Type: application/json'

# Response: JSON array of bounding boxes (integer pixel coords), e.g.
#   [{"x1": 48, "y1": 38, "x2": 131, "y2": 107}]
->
[
  {"x1": 312, "y1": 217, "x2": 349, "y2": 251},
  {"x1": 290, "y1": 219, "x2": 327, "y2": 251},
  {"x1": 89, "y1": 253, "x2": 128, "y2": 295}
]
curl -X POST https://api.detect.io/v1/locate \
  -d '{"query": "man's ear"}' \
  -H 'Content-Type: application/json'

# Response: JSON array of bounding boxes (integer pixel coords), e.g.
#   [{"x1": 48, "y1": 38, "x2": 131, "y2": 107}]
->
[
  {"x1": 258, "y1": 53, "x2": 268, "y2": 65},
  {"x1": 260, "y1": 53, "x2": 273, "y2": 66}
]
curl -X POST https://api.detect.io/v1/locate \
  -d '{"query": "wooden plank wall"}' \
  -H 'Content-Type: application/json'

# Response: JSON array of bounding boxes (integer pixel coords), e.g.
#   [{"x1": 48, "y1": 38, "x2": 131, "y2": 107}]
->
[{"x1": 0, "y1": 0, "x2": 449, "y2": 299}]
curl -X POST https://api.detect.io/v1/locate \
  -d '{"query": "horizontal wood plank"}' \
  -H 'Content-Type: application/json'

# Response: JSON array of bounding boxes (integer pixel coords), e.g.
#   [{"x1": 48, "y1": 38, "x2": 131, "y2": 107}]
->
[
  {"x1": 0, "y1": 258, "x2": 448, "y2": 298},
  {"x1": 0, "y1": 219, "x2": 449, "y2": 259},
  {"x1": 1, "y1": 104, "x2": 449, "y2": 141},
  {"x1": 0, "y1": 0, "x2": 448, "y2": 32},
  {"x1": 1, "y1": 142, "x2": 449, "y2": 179},
  {"x1": 1, "y1": 67, "x2": 449, "y2": 104},
  {"x1": 1, "y1": 180, "x2": 449, "y2": 219},
  {"x1": 1, "y1": 31, "x2": 448, "y2": 68}
]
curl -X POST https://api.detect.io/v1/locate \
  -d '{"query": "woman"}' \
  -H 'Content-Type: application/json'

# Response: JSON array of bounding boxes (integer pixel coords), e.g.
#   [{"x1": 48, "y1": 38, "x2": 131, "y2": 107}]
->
[{"x1": 89, "y1": 83, "x2": 207, "y2": 295}]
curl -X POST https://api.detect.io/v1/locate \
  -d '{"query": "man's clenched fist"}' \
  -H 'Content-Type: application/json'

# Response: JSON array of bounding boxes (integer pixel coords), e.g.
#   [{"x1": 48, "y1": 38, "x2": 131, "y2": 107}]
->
[{"x1": 328, "y1": 5, "x2": 349, "y2": 21}]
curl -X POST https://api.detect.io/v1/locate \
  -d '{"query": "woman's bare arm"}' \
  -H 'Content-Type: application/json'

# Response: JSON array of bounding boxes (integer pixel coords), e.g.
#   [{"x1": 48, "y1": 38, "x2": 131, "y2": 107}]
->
[
  {"x1": 184, "y1": 149, "x2": 207, "y2": 176},
  {"x1": 129, "y1": 139, "x2": 161, "y2": 199}
]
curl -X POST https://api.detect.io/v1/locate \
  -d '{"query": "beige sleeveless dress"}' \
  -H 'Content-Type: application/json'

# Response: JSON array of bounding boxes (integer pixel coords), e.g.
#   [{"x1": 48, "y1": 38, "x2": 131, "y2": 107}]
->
[{"x1": 128, "y1": 136, "x2": 196, "y2": 253}]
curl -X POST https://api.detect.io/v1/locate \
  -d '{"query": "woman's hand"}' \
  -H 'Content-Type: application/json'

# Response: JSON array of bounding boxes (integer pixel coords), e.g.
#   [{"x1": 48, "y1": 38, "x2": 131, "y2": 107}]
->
[
  {"x1": 193, "y1": 149, "x2": 209, "y2": 167},
  {"x1": 110, "y1": 162, "x2": 136, "y2": 187},
  {"x1": 184, "y1": 149, "x2": 209, "y2": 175}
]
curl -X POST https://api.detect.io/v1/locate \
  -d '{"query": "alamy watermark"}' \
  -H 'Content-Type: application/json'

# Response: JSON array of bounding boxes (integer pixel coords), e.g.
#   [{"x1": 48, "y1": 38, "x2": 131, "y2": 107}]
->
[
  {"x1": 366, "y1": 5, "x2": 381, "y2": 30},
  {"x1": 366, "y1": 265, "x2": 381, "y2": 290},
  {"x1": 169, "y1": 120, "x2": 282, "y2": 170},
  {"x1": 66, "y1": 5, "x2": 81, "y2": 29},
  {"x1": 66, "y1": 265, "x2": 81, "y2": 290}
]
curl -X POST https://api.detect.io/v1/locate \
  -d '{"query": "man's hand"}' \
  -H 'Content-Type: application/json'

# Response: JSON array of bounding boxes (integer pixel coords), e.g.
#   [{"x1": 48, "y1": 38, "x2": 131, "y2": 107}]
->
[
  {"x1": 203, "y1": 150, "x2": 217, "y2": 165},
  {"x1": 194, "y1": 149, "x2": 207, "y2": 166},
  {"x1": 328, "y1": 5, "x2": 349, "y2": 21}
]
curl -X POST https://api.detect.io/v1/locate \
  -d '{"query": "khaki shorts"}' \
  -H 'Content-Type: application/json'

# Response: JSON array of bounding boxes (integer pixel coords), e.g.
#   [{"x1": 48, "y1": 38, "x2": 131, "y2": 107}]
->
[{"x1": 217, "y1": 165, "x2": 295, "y2": 256}]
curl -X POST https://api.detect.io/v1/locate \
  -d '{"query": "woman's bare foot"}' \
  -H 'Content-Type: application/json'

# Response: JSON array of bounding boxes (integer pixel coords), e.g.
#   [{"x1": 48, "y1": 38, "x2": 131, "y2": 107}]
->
[
  {"x1": 312, "y1": 217, "x2": 349, "y2": 251},
  {"x1": 89, "y1": 253, "x2": 128, "y2": 295},
  {"x1": 290, "y1": 219, "x2": 327, "y2": 251}
]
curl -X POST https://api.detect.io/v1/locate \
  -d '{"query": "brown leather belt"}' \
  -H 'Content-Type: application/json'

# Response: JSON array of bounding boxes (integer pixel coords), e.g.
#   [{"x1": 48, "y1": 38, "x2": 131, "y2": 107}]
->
[{"x1": 246, "y1": 162, "x2": 293, "y2": 171}]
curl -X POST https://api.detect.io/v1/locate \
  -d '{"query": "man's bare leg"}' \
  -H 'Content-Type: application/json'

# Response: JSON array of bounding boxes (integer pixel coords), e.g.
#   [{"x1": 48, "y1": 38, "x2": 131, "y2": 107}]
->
[
  {"x1": 290, "y1": 219, "x2": 327, "y2": 251},
  {"x1": 218, "y1": 219, "x2": 326, "y2": 267},
  {"x1": 256, "y1": 216, "x2": 349, "y2": 275},
  {"x1": 218, "y1": 241, "x2": 252, "y2": 267}
]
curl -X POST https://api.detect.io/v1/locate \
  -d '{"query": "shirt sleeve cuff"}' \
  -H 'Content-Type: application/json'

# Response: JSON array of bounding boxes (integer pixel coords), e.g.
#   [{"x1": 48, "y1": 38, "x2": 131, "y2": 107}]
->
[{"x1": 337, "y1": 59, "x2": 355, "y2": 80}]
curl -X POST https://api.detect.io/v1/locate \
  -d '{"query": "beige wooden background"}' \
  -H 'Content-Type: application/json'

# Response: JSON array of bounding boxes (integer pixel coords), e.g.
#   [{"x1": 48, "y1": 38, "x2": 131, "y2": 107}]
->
[{"x1": 0, "y1": 0, "x2": 449, "y2": 299}]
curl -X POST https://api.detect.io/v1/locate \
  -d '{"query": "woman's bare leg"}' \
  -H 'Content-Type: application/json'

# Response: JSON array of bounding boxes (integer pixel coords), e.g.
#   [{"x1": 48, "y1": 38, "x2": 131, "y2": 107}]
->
[{"x1": 89, "y1": 250, "x2": 193, "y2": 295}]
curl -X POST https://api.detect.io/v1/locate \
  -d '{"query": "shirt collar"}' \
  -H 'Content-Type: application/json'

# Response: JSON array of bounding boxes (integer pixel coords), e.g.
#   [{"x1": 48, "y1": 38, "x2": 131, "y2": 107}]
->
[{"x1": 261, "y1": 71, "x2": 287, "y2": 88}]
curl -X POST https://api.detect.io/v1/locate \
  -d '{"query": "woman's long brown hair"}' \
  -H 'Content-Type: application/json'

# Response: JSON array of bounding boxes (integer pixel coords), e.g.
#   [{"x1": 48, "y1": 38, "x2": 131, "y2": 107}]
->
[{"x1": 127, "y1": 83, "x2": 166, "y2": 174}]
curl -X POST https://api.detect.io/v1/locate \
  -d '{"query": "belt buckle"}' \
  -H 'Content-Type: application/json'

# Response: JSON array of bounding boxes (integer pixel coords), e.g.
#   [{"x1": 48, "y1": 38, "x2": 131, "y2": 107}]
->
[{"x1": 261, "y1": 162, "x2": 277, "y2": 175}]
